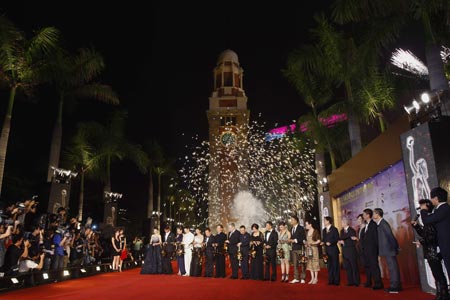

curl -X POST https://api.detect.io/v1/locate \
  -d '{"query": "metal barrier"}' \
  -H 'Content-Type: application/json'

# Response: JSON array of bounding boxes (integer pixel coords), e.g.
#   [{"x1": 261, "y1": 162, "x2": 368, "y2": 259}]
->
[{"x1": 0, "y1": 260, "x2": 143, "y2": 293}]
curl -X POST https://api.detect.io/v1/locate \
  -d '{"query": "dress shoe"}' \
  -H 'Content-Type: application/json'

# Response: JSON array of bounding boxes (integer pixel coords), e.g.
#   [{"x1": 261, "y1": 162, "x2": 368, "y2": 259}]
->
[
  {"x1": 363, "y1": 283, "x2": 371, "y2": 288},
  {"x1": 290, "y1": 279, "x2": 300, "y2": 284},
  {"x1": 346, "y1": 283, "x2": 354, "y2": 286},
  {"x1": 385, "y1": 288, "x2": 400, "y2": 293},
  {"x1": 300, "y1": 279, "x2": 305, "y2": 284},
  {"x1": 372, "y1": 285, "x2": 384, "y2": 290},
  {"x1": 271, "y1": 278, "x2": 276, "y2": 281},
  {"x1": 334, "y1": 283, "x2": 340, "y2": 286}
]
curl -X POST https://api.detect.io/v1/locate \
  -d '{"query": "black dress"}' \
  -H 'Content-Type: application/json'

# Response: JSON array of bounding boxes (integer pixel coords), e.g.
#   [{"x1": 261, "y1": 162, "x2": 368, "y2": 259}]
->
[
  {"x1": 250, "y1": 232, "x2": 264, "y2": 280},
  {"x1": 113, "y1": 238, "x2": 121, "y2": 256},
  {"x1": 141, "y1": 235, "x2": 162, "y2": 274}
]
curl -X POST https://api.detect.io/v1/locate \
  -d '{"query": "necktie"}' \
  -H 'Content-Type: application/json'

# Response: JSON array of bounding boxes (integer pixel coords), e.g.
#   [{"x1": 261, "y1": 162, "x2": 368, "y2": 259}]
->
[{"x1": 292, "y1": 226, "x2": 296, "y2": 235}]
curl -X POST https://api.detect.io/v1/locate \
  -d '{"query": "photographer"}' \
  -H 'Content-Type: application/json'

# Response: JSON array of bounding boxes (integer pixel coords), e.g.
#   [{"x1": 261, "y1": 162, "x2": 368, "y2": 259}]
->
[
  {"x1": 413, "y1": 199, "x2": 449, "y2": 300},
  {"x1": 18, "y1": 241, "x2": 45, "y2": 273},
  {"x1": 0, "y1": 223, "x2": 14, "y2": 268},
  {"x1": 2, "y1": 234, "x2": 29, "y2": 276},
  {"x1": 52, "y1": 225, "x2": 69, "y2": 270},
  {"x1": 27, "y1": 226, "x2": 44, "y2": 260},
  {"x1": 70, "y1": 230, "x2": 85, "y2": 267}
]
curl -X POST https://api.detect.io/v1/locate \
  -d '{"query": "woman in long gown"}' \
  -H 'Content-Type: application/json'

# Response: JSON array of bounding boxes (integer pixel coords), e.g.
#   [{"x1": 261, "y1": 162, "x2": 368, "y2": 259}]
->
[
  {"x1": 141, "y1": 228, "x2": 162, "y2": 274},
  {"x1": 250, "y1": 223, "x2": 264, "y2": 280},
  {"x1": 190, "y1": 228, "x2": 204, "y2": 277},
  {"x1": 305, "y1": 220, "x2": 321, "y2": 284}
]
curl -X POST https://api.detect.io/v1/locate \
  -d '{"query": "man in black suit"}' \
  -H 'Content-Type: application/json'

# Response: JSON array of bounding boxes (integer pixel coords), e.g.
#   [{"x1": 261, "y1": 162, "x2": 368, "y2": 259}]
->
[
  {"x1": 264, "y1": 221, "x2": 278, "y2": 281},
  {"x1": 203, "y1": 228, "x2": 215, "y2": 277},
  {"x1": 373, "y1": 208, "x2": 401, "y2": 293},
  {"x1": 289, "y1": 215, "x2": 306, "y2": 284},
  {"x1": 322, "y1": 216, "x2": 340, "y2": 285},
  {"x1": 361, "y1": 209, "x2": 383, "y2": 290},
  {"x1": 355, "y1": 214, "x2": 370, "y2": 284},
  {"x1": 421, "y1": 187, "x2": 450, "y2": 279},
  {"x1": 339, "y1": 218, "x2": 360, "y2": 286},
  {"x1": 162, "y1": 225, "x2": 176, "y2": 274},
  {"x1": 226, "y1": 223, "x2": 240, "y2": 279},
  {"x1": 213, "y1": 224, "x2": 227, "y2": 278},
  {"x1": 238, "y1": 225, "x2": 251, "y2": 279}
]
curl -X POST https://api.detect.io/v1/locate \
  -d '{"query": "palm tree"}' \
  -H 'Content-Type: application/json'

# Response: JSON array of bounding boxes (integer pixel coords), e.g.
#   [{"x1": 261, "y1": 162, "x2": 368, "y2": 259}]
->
[
  {"x1": 142, "y1": 140, "x2": 160, "y2": 218},
  {"x1": 332, "y1": 0, "x2": 450, "y2": 114},
  {"x1": 47, "y1": 48, "x2": 120, "y2": 182},
  {"x1": 79, "y1": 111, "x2": 148, "y2": 195},
  {"x1": 0, "y1": 16, "x2": 59, "y2": 195},
  {"x1": 288, "y1": 14, "x2": 397, "y2": 156},
  {"x1": 283, "y1": 63, "x2": 339, "y2": 169},
  {"x1": 62, "y1": 124, "x2": 99, "y2": 221},
  {"x1": 76, "y1": 111, "x2": 147, "y2": 226}
]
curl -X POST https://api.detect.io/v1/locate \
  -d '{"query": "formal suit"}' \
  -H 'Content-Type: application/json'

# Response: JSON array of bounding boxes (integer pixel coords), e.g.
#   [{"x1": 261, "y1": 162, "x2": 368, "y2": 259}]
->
[
  {"x1": 264, "y1": 229, "x2": 278, "y2": 281},
  {"x1": 323, "y1": 225, "x2": 340, "y2": 285},
  {"x1": 360, "y1": 219, "x2": 382, "y2": 288},
  {"x1": 421, "y1": 202, "x2": 450, "y2": 279},
  {"x1": 339, "y1": 227, "x2": 360, "y2": 286},
  {"x1": 214, "y1": 232, "x2": 227, "y2": 278},
  {"x1": 377, "y1": 218, "x2": 401, "y2": 290},
  {"x1": 291, "y1": 224, "x2": 306, "y2": 281},
  {"x1": 228, "y1": 229, "x2": 241, "y2": 278},
  {"x1": 357, "y1": 226, "x2": 370, "y2": 283},
  {"x1": 162, "y1": 231, "x2": 176, "y2": 274},
  {"x1": 204, "y1": 234, "x2": 215, "y2": 277},
  {"x1": 240, "y1": 232, "x2": 251, "y2": 279}
]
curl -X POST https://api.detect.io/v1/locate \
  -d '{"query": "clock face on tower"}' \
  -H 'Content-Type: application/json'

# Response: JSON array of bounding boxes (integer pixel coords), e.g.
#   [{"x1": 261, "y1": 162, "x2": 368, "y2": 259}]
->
[{"x1": 221, "y1": 132, "x2": 236, "y2": 146}]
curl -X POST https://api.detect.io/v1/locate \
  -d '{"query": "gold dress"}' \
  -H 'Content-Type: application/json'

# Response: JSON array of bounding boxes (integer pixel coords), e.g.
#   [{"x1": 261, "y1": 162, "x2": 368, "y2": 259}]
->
[{"x1": 306, "y1": 233, "x2": 320, "y2": 272}]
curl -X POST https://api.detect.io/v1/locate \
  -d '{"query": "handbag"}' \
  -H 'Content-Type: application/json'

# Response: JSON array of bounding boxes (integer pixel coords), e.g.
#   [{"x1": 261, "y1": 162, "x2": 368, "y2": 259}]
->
[{"x1": 120, "y1": 248, "x2": 128, "y2": 260}]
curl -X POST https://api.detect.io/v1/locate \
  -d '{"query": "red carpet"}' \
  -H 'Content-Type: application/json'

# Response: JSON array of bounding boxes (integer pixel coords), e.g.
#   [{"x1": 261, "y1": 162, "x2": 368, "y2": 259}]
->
[{"x1": 0, "y1": 267, "x2": 435, "y2": 300}]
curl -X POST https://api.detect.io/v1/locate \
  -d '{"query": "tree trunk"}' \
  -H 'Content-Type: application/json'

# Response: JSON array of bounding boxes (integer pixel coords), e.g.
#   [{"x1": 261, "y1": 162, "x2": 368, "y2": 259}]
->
[
  {"x1": 47, "y1": 97, "x2": 64, "y2": 182},
  {"x1": 426, "y1": 44, "x2": 450, "y2": 115},
  {"x1": 347, "y1": 113, "x2": 362, "y2": 156},
  {"x1": 157, "y1": 172, "x2": 161, "y2": 213},
  {"x1": 105, "y1": 154, "x2": 111, "y2": 192},
  {"x1": 147, "y1": 170, "x2": 154, "y2": 218},
  {"x1": 329, "y1": 150, "x2": 336, "y2": 171},
  {"x1": 0, "y1": 86, "x2": 17, "y2": 196},
  {"x1": 378, "y1": 115, "x2": 386, "y2": 133},
  {"x1": 344, "y1": 81, "x2": 362, "y2": 156},
  {"x1": 78, "y1": 171, "x2": 85, "y2": 222}
]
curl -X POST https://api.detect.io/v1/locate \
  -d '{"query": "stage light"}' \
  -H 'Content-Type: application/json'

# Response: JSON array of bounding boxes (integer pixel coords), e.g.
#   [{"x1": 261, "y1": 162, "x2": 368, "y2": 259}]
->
[
  {"x1": 404, "y1": 104, "x2": 416, "y2": 115},
  {"x1": 63, "y1": 270, "x2": 70, "y2": 276},
  {"x1": 134, "y1": 261, "x2": 138, "y2": 265},
  {"x1": 421, "y1": 92, "x2": 430, "y2": 104},
  {"x1": 80, "y1": 269, "x2": 86, "y2": 273},
  {"x1": 10, "y1": 278, "x2": 19, "y2": 284},
  {"x1": 43, "y1": 273, "x2": 49, "y2": 280},
  {"x1": 412, "y1": 100, "x2": 420, "y2": 110},
  {"x1": 96, "y1": 266, "x2": 101, "y2": 271},
  {"x1": 109, "y1": 265, "x2": 113, "y2": 270},
  {"x1": 322, "y1": 177, "x2": 328, "y2": 184}
]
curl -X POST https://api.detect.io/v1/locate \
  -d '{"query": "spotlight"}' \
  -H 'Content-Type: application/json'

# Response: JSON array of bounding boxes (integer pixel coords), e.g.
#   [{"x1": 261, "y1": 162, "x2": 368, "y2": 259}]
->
[
  {"x1": 404, "y1": 104, "x2": 416, "y2": 115},
  {"x1": 96, "y1": 266, "x2": 101, "y2": 271},
  {"x1": 412, "y1": 100, "x2": 420, "y2": 110},
  {"x1": 63, "y1": 270, "x2": 70, "y2": 276},
  {"x1": 322, "y1": 177, "x2": 328, "y2": 184},
  {"x1": 10, "y1": 278, "x2": 19, "y2": 284},
  {"x1": 80, "y1": 269, "x2": 86, "y2": 273},
  {"x1": 43, "y1": 273, "x2": 49, "y2": 280},
  {"x1": 421, "y1": 92, "x2": 430, "y2": 104},
  {"x1": 134, "y1": 261, "x2": 138, "y2": 265}
]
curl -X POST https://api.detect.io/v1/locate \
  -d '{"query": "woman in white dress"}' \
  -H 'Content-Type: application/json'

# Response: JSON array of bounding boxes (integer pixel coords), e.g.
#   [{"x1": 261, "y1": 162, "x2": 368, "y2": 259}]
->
[
  {"x1": 182, "y1": 227, "x2": 194, "y2": 276},
  {"x1": 190, "y1": 228, "x2": 204, "y2": 277}
]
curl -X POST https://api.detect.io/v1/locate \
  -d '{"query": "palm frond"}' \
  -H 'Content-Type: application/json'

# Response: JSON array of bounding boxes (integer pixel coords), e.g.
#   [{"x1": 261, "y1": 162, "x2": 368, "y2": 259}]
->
[
  {"x1": 26, "y1": 27, "x2": 60, "y2": 61},
  {"x1": 73, "y1": 47, "x2": 105, "y2": 83},
  {"x1": 73, "y1": 83, "x2": 120, "y2": 105}
]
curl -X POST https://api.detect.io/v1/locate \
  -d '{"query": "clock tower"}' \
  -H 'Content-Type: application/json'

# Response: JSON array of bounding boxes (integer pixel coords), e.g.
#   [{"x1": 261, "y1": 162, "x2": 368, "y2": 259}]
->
[{"x1": 207, "y1": 49, "x2": 249, "y2": 228}]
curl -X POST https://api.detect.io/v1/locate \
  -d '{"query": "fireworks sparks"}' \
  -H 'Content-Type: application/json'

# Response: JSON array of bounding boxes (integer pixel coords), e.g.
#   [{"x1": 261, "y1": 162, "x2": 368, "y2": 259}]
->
[
  {"x1": 390, "y1": 48, "x2": 428, "y2": 77},
  {"x1": 179, "y1": 118, "x2": 316, "y2": 227}
]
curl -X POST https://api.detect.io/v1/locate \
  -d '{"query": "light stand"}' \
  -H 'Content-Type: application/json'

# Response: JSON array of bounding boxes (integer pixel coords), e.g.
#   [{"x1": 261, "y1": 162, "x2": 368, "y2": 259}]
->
[{"x1": 48, "y1": 167, "x2": 78, "y2": 214}]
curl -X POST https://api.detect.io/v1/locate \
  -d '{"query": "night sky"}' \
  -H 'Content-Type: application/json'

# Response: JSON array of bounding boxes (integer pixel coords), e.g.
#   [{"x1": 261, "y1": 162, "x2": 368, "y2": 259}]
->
[{"x1": 0, "y1": 2, "x2": 424, "y2": 230}]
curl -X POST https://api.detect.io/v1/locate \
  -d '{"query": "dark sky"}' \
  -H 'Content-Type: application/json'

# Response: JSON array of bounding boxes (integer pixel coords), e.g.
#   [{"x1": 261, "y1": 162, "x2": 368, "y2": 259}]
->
[{"x1": 5, "y1": 1, "x2": 419, "y2": 228}]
